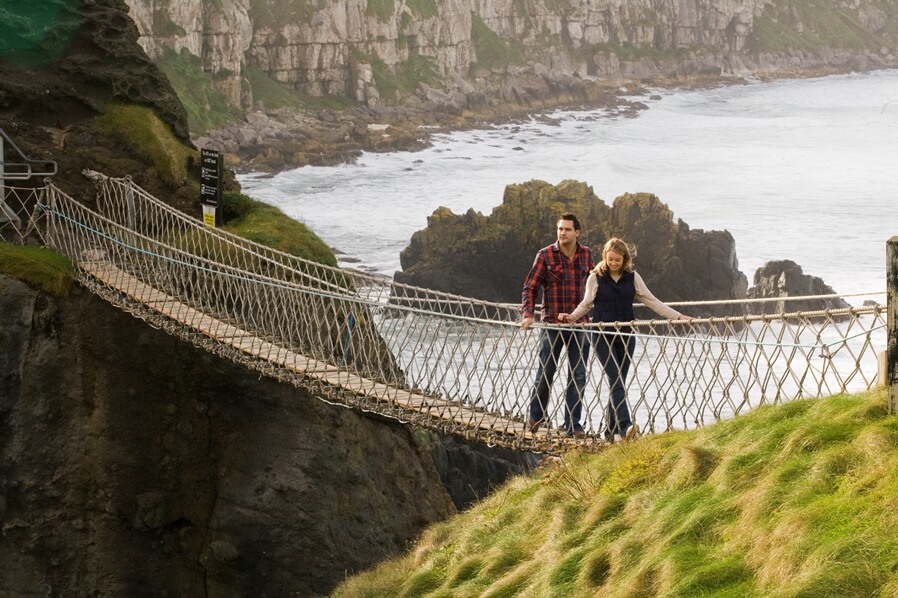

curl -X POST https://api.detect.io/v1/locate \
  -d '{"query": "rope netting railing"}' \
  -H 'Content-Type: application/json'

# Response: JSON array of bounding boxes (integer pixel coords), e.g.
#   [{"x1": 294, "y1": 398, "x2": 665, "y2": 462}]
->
[
  {"x1": 2, "y1": 177, "x2": 888, "y2": 451},
  {"x1": 91, "y1": 175, "x2": 521, "y2": 322}
]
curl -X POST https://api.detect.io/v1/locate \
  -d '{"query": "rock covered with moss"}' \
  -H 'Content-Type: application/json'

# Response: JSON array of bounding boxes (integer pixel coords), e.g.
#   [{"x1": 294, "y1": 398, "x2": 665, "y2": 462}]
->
[{"x1": 0, "y1": 0, "x2": 205, "y2": 206}]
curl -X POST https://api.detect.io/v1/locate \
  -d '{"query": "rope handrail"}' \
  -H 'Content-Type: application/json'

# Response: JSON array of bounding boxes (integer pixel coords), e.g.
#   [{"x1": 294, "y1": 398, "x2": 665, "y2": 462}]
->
[
  {"x1": 1, "y1": 177, "x2": 888, "y2": 452},
  {"x1": 92, "y1": 176, "x2": 523, "y2": 320},
  {"x1": 659, "y1": 291, "x2": 884, "y2": 307}
]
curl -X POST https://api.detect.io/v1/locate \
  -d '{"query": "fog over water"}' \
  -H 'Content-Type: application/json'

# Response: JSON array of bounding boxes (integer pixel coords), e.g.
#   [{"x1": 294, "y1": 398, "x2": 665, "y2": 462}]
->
[{"x1": 240, "y1": 69, "x2": 898, "y2": 302}]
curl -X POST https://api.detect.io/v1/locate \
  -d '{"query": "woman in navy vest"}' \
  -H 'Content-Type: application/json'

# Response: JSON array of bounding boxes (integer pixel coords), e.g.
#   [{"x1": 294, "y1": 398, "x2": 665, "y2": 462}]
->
[{"x1": 559, "y1": 238, "x2": 691, "y2": 442}]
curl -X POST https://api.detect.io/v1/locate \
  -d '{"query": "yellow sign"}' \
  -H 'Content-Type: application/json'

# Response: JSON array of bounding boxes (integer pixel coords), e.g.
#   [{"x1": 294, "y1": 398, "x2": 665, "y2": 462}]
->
[{"x1": 202, "y1": 204, "x2": 217, "y2": 227}]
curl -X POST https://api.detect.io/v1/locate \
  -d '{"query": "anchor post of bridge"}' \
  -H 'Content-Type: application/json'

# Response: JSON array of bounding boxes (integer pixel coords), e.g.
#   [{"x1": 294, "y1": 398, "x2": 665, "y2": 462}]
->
[{"x1": 888, "y1": 237, "x2": 898, "y2": 413}]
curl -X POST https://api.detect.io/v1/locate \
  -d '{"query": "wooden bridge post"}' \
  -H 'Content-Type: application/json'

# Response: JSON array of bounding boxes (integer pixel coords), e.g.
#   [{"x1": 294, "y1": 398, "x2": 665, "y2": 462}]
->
[{"x1": 888, "y1": 237, "x2": 898, "y2": 413}]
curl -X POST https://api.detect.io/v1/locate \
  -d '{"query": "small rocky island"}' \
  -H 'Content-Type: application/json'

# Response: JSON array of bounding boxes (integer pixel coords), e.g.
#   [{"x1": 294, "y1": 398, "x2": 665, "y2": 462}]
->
[{"x1": 394, "y1": 179, "x2": 846, "y2": 316}]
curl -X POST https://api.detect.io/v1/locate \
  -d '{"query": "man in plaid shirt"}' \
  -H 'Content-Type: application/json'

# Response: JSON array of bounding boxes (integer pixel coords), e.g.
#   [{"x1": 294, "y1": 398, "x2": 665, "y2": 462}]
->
[{"x1": 521, "y1": 213, "x2": 593, "y2": 438}]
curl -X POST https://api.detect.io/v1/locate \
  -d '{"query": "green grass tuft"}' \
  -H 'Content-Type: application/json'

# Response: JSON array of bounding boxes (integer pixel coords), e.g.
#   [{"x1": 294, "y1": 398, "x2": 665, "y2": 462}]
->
[
  {"x1": 243, "y1": 63, "x2": 359, "y2": 112},
  {"x1": 366, "y1": 51, "x2": 443, "y2": 102},
  {"x1": 0, "y1": 244, "x2": 73, "y2": 296},
  {"x1": 94, "y1": 103, "x2": 197, "y2": 187},
  {"x1": 406, "y1": 0, "x2": 438, "y2": 19},
  {"x1": 748, "y1": 1, "x2": 890, "y2": 53},
  {"x1": 366, "y1": 0, "x2": 395, "y2": 22},
  {"x1": 220, "y1": 192, "x2": 337, "y2": 266},
  {"x1": 155, "y1": 47, "x2": 243, "y2": 135},
  {"x1": 471, "y1": 14, "x2": 524, "y2": 70}
]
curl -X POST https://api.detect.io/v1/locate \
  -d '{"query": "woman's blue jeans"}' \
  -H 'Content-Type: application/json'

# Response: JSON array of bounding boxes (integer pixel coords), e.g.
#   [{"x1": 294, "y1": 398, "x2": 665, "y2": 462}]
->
[
  {"x1": 528, "y1": 328, "x2": 589, "y2": 434},
  {"x1": 594, "y1": 330, "x2": 636, "y2": 440}
]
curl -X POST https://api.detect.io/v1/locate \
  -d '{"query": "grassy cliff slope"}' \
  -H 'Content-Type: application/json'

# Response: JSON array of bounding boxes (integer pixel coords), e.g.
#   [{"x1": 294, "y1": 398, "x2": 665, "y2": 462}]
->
[{"x1": 335, "y1": 389, "x2": 898, "y2": 597}]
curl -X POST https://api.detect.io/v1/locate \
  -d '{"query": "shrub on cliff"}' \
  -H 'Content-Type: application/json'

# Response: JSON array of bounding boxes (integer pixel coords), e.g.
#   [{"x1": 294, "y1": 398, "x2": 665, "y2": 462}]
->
[{"x1": 221, "y1": 192, "x2": 337, "y2": 267}]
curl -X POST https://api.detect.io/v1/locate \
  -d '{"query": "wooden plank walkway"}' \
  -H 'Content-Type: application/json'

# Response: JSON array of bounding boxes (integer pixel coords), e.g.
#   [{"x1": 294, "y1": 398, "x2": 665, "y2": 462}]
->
[{"x1": 79, "y1": 259, "x2": 593, "y2": 449}]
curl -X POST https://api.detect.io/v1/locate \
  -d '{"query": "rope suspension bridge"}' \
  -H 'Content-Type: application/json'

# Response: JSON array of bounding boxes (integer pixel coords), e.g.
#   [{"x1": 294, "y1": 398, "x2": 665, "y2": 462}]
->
[{"x1": 1, "y1": 174, "x2": 888, "y2": 451}]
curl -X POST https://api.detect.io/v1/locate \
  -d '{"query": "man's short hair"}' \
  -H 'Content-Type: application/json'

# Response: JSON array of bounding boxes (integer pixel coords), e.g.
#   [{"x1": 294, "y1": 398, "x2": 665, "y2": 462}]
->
[{"x1": 559, "y1": 212, "x2": 581, "y2": 231}]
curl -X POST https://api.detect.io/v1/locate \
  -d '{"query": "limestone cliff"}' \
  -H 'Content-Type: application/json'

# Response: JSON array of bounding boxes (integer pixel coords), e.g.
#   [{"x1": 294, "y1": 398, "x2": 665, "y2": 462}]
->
[
  {"x1": 126, "y1": 0, "x2": 898, "y2": 111},
  {"x1": 120, "y1": 0, "x2": 898, "y2": 171}
]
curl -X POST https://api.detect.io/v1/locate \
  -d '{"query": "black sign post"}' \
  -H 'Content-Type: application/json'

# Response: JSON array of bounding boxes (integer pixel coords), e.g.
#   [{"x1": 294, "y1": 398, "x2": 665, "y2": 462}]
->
[{"x1": 200, "y1": 148, "x2": 222, "y2": 227}]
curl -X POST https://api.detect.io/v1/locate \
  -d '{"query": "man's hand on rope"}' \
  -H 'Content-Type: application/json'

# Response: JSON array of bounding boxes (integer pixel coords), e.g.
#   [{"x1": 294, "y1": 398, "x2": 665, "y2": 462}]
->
[{"x1": 521, "y1": 317, "x2": 534, "y2": 329}]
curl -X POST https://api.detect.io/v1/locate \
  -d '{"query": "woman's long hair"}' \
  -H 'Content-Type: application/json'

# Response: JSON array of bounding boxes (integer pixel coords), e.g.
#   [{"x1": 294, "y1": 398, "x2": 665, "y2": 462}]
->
[{"x1": 593, "y1": 237, "x2": 635, "y2": 276}]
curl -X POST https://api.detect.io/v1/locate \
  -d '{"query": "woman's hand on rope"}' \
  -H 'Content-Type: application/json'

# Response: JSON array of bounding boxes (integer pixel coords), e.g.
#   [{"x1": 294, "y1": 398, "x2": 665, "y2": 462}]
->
[{"x1": 557, "y1": 313, "x2": 572, "y2": 324}]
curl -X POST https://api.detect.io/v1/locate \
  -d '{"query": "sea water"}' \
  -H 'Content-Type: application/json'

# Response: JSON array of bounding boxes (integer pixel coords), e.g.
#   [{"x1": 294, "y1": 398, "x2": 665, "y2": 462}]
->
[
  {"x1": 238, "y1": 71, "x2": 897, "y2": 431},
  {"x1": 240, "y1": 69, "x2": 898, "y2": 303}
]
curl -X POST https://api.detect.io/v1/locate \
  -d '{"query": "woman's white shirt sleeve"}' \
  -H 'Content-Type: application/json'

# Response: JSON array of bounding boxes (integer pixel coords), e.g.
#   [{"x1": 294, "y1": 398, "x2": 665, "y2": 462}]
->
[{"x1": 634, "y1": 272, "x2": 682, "y2": 320}]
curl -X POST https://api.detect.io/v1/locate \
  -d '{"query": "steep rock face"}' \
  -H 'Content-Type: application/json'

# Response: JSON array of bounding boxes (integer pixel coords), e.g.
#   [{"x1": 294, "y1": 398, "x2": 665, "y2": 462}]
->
[
  {"x1": 0, "y1": 0, "x2": 199, "y2": 206},
  {"x1": 128, "y1": 0, "x2": 254, "y2": 106},
  {"x1": 124, "y1": 0, "x2": 898, "y2": 112},
  {"x1": 394, "y1": 180, "x2": 748, "y2": 317},
  {"x1": 121, "y1": 0, "x2": 898, "y2": 172},
  {"x1": 0, "y1": 275, "x2": 535, "y2": 596},
  {"x1": 0, "y1": 0, "x2": 189, "y2": 140}
]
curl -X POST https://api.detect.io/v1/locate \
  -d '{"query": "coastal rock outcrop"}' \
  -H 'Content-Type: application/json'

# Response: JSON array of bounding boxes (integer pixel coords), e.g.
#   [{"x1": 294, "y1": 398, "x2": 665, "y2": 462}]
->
[
  {"x1": 746, "y1": 259, "x2": 850, "y2": 314},
  {"x1": 0, "y1": 274, "x2": 536, "y2": 596},
  {"x1": 395, "y1": 181, "x2": 848, "y2": 317},
  {"x1": 394, "y1": 179, "x2": 748, "y2": 317}
]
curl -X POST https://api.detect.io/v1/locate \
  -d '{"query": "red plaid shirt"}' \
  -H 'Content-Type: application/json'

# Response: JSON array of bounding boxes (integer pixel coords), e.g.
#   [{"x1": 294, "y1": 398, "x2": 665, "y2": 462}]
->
[{"x1": 522, "y1": 242, "x2": 593, "y2": 323}]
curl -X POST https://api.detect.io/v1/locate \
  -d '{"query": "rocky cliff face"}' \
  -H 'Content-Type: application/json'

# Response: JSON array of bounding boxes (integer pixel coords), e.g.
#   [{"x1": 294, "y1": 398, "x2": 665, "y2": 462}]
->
[
  {"x1": 0, "y1": 0, "x2": 199, "y2": 205},
  {"x1": 0, "y1": 0, "x2": 188, "y2": 139},
  {"x1": 125, "y1": 0, "x2": 897, "y2": 110},
  {"x1": 0, "y1": 275, "x2": 536, "y2": 596},
  {"x1": 118, "y1": 0, "x2": 898, "y2": 172},
  {"x1": 395, "y1": 180, "x2": 748, "y2": 316}
]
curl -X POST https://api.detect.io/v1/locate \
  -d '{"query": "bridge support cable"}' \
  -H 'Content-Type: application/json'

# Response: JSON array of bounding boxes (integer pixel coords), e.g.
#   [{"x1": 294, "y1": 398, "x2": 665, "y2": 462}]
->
[{"x1": 1, "y1": 176, "x2": 888, "y2": 452}]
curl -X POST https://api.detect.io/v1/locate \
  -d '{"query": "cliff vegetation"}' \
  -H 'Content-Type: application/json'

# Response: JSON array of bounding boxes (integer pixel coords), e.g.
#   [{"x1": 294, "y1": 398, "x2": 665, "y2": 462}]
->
[{"x1": 0, "y1": 245, "x2": 73, "y2": 296}]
